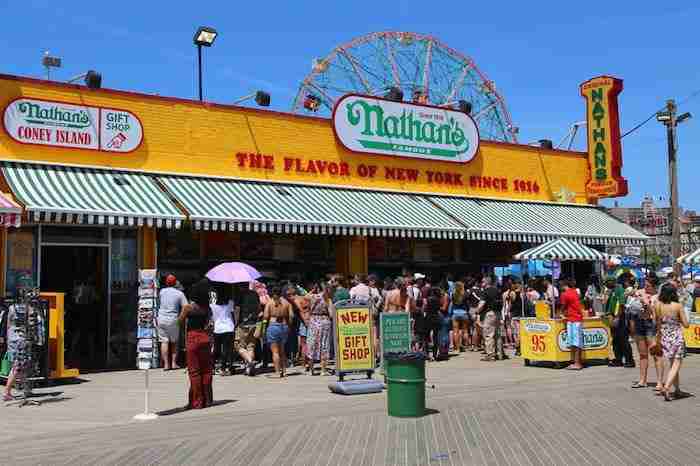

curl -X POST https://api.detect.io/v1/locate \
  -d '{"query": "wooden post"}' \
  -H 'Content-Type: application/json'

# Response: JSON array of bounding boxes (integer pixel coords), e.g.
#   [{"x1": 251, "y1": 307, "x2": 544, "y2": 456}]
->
[{"x1": 139, "y1": 227, "x2": 157, "y2": 269}]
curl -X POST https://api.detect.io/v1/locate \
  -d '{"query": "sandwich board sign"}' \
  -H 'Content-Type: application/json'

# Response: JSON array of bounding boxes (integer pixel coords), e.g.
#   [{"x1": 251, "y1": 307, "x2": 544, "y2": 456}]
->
[{"x1": 380, "y1": 312, "x2": 412, "y2": 369}]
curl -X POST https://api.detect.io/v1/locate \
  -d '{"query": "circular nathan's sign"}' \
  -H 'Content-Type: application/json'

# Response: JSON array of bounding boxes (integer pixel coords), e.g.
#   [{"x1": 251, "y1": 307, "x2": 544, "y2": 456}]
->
[{"x1": 332, "y1": 94, "x2": 479, "y2": 163}]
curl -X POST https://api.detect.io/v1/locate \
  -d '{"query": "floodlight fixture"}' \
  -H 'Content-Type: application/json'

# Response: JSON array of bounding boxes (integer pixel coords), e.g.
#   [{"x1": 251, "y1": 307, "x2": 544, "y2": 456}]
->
[{"x1": 193, "y1": 26, "x2": 218, "y2": 47}]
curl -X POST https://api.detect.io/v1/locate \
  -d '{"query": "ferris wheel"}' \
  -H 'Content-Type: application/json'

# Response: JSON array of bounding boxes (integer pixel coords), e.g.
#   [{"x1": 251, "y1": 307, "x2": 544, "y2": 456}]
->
[{"x1": 291, "y1": 31, "x2": 518, "y2": 143}]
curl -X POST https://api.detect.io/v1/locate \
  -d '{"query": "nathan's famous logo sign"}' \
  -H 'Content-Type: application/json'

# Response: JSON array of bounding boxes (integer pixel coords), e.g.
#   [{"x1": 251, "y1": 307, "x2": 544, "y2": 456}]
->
[
  {"x1": 3, "y1": 98, "x2": 143, "y2": 153},
  {"x1": 557, "y1": 327, "x2": 609, "y2": 351},
  {"x1": 580, "y1": 76, "x2": 628, "y2": 199},
  {"x1": 524, "y1": 321, "x2": 552, "y2": 333},
  {"x1": 333, "y1": 94, "x2": 479, "y2": 163}
]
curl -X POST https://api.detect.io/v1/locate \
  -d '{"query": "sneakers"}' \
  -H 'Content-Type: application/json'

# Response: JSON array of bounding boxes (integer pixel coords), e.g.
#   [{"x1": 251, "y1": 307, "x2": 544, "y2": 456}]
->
[{"x1": 244, "y1": 362, "x2": 256, "y2": 377}]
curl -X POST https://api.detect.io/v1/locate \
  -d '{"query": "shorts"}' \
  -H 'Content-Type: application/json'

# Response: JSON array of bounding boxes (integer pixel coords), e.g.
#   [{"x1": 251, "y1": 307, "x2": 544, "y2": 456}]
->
[
  {"x1": 452, "y1": 308, "x2": 469, "y2": 321},
  {"x1": 566, "y1": 321, "x2": 583, "y2": 348},
  {"x1": 298, "y1": 321, "x2": 308, "y2": 338},
  {"x1": 157, "y1": 318, "x2": 180, "y2": 343},
  {"x1": 266, "y1": 322, "x2": 289, "y2": 345},
  {"x1": 511, "y1": 318, "x2": 520, "y2": 343},
  {"x1": 633, "y1": 317, "x2": 656, "y2": 338},
  {"x1": 234, "y1": 325, "x2": 257, "y2": 352}
]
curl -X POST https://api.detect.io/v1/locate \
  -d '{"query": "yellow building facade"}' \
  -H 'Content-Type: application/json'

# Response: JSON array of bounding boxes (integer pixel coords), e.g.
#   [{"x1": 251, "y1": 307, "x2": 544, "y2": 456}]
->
[{"x1": 0, "y1": 74, "x2": 645, "y2": 369}]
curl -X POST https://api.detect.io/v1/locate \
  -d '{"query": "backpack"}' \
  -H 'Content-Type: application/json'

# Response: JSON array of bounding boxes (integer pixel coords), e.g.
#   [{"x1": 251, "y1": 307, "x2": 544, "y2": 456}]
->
[{"x1": 467, "y1": 288, "x2": 481, "y2": 308}]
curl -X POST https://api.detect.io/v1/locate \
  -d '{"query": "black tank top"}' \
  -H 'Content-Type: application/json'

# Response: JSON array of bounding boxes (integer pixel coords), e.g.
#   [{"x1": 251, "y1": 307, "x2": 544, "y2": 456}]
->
[
  {"x1": 511, "y1": 294, "x2": 524, "y2": 318},
  {"x1": 187, "y1": 303, "x2": 210, "y2": 330}
]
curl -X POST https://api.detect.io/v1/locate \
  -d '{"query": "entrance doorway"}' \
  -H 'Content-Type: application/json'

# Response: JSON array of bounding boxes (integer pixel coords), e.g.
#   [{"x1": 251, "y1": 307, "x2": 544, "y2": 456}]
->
[{"x1": 40, "y1": 245, "x2": 108, "y2": 370}]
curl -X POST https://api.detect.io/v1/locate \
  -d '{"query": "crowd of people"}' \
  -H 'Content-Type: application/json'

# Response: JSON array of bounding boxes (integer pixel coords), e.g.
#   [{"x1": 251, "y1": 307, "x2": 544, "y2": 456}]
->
[
  {"x1": 604, "y1": 272, "x2": 696, "y2": 401},
  {"x1": 150, "y1": 269, "x2": 698, "y2": 410}
]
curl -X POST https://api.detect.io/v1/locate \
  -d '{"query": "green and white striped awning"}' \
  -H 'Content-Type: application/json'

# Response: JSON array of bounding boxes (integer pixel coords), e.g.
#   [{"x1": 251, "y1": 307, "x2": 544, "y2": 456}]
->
[
  {"x1": 1, "y1": 162, "x2": 185, "y2": 228},
  {"x1": 514, "y1": 238, "x2": 607, "y2": 261},
  {"x1": 677, "y1": 248, "x2": 700, "y2": 264},
  {"x1": 429, "y1": 196, "x2": 646, "y2": 245},
  {"x1": 158, "y1": 176, "x2": 465, "y2": 239}
]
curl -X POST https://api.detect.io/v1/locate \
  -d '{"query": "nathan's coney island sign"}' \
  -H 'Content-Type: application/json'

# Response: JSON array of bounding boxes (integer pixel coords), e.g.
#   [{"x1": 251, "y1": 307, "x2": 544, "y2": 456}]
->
[
  {"x1": 3, "y1": 98, "x2": 143, "y2": 153},
  {"x1": 332, "y1": 94, "x2": 480, "y2": 163},
  {"x1": 581, "y1": 76, "x2": 628, "y2": 199}
]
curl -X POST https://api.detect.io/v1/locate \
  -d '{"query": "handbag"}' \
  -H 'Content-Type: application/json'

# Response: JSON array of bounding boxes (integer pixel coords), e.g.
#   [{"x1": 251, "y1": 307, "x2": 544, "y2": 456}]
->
[
  {"x1": 650, "y1": 333, "x2": 663, "y2": 357},
  {"x1": 649, "y1": 303, "x2": 663, "y2": 357},
  {"x1": 0, "y1": 352, "x2": 11, "y2": 377}
]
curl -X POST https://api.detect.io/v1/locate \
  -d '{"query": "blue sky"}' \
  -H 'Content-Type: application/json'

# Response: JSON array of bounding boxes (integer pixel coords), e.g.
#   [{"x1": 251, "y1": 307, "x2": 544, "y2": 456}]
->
[{"x1": 2, "y1": 1, "x2": 698, "y2": 210}]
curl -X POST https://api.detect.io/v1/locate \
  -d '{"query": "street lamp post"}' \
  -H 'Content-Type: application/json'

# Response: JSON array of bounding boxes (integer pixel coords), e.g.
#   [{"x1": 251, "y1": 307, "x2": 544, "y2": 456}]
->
[
  {"x1": 197, "y1": 44, "x2": 203, "y2": 101},
  {"x1": 193, "y1": 26, "x2": 218, "y2": 101}
]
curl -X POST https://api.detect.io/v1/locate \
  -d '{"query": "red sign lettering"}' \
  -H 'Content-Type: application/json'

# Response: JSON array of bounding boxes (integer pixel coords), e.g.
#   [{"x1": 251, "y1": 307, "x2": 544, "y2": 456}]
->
[
  {"x1": 235, "y1": 152, "x2": 541, "y2": 196},
  {"x1": 531, "y1": 334, "x2": 546, "y2": 353}
]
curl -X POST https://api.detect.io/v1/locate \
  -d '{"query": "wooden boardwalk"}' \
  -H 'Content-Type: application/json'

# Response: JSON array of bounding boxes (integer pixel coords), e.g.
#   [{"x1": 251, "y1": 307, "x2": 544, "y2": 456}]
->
[{"x1": 4, "y1": 351, "x2": 700, "y2": 465}]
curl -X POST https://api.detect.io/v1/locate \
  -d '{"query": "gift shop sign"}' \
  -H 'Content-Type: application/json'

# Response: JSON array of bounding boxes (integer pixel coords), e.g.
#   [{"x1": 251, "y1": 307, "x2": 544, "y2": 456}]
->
[
  {"x1": 3, "y1": 98, "x2": 143, "y2": 153},
  {"x1": 332, "y1": 94, "x2": 479, "y2": 163},
  {"x1": 335, "y1": 306, "x2": 375, "y2": 373}
]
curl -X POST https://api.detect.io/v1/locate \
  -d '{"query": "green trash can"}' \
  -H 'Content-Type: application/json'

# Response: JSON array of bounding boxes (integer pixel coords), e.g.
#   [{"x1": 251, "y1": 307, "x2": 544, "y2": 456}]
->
[{"x1": 385, "y1": 352, "x2": 426, "y2": 417}]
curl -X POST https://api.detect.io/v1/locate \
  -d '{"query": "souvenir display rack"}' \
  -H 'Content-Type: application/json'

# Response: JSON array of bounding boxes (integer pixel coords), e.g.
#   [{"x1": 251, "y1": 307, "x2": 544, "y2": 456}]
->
[
  {"x1": 1, "y1": 288, "x2": 50, "y2": 406},
  {"x1": 136, "y1": 269, "x2": 159, "y2": 369}
]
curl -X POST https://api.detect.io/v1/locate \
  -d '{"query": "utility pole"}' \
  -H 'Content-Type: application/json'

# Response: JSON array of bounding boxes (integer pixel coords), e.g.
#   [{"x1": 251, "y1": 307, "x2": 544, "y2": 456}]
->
[
  {"x1": 666, "y1": 100, "x2": 681, "y2": 275},
  {"x1": 657, "y1": 100, "x2": 692, "y2": 274}
]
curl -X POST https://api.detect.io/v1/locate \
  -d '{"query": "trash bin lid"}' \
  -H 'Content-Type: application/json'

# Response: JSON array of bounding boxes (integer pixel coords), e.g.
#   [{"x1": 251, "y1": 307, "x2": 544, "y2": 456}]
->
[{"x1": 384, "y1": 351, "x2": 427, "y2": 361}]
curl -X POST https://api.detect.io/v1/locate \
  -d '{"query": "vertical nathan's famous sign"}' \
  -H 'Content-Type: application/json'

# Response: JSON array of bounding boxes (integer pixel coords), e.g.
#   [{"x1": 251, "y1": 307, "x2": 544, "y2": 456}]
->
[{"x1": 580, "y1": 76, "x2": 628, "y2": 199}]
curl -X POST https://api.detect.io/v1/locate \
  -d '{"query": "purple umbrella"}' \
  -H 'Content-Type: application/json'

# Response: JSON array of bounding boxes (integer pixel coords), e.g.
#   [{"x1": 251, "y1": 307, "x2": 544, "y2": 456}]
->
[{"x1": 205, "y1": 262, "x2": 262, "y2": 284}]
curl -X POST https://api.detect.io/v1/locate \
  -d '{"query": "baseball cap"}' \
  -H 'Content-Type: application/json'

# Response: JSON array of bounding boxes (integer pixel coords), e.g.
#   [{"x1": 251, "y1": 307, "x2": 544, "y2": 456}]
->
[{"x1": 414, "y1": 273, "x2": 426, "y2": 280}]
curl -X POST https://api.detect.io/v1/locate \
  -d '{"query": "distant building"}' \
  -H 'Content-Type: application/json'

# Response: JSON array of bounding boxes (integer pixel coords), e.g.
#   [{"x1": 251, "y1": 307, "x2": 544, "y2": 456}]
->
[{"x1": 605, "y1": 196, "x2": 699, "y2": 263}]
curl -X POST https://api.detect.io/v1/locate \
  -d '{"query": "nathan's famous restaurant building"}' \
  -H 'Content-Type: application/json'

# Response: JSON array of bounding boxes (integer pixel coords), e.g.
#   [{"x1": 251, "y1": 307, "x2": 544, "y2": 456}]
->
[{"x1": 0, "y1": 73, "x2": 644, "y2": 370}]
